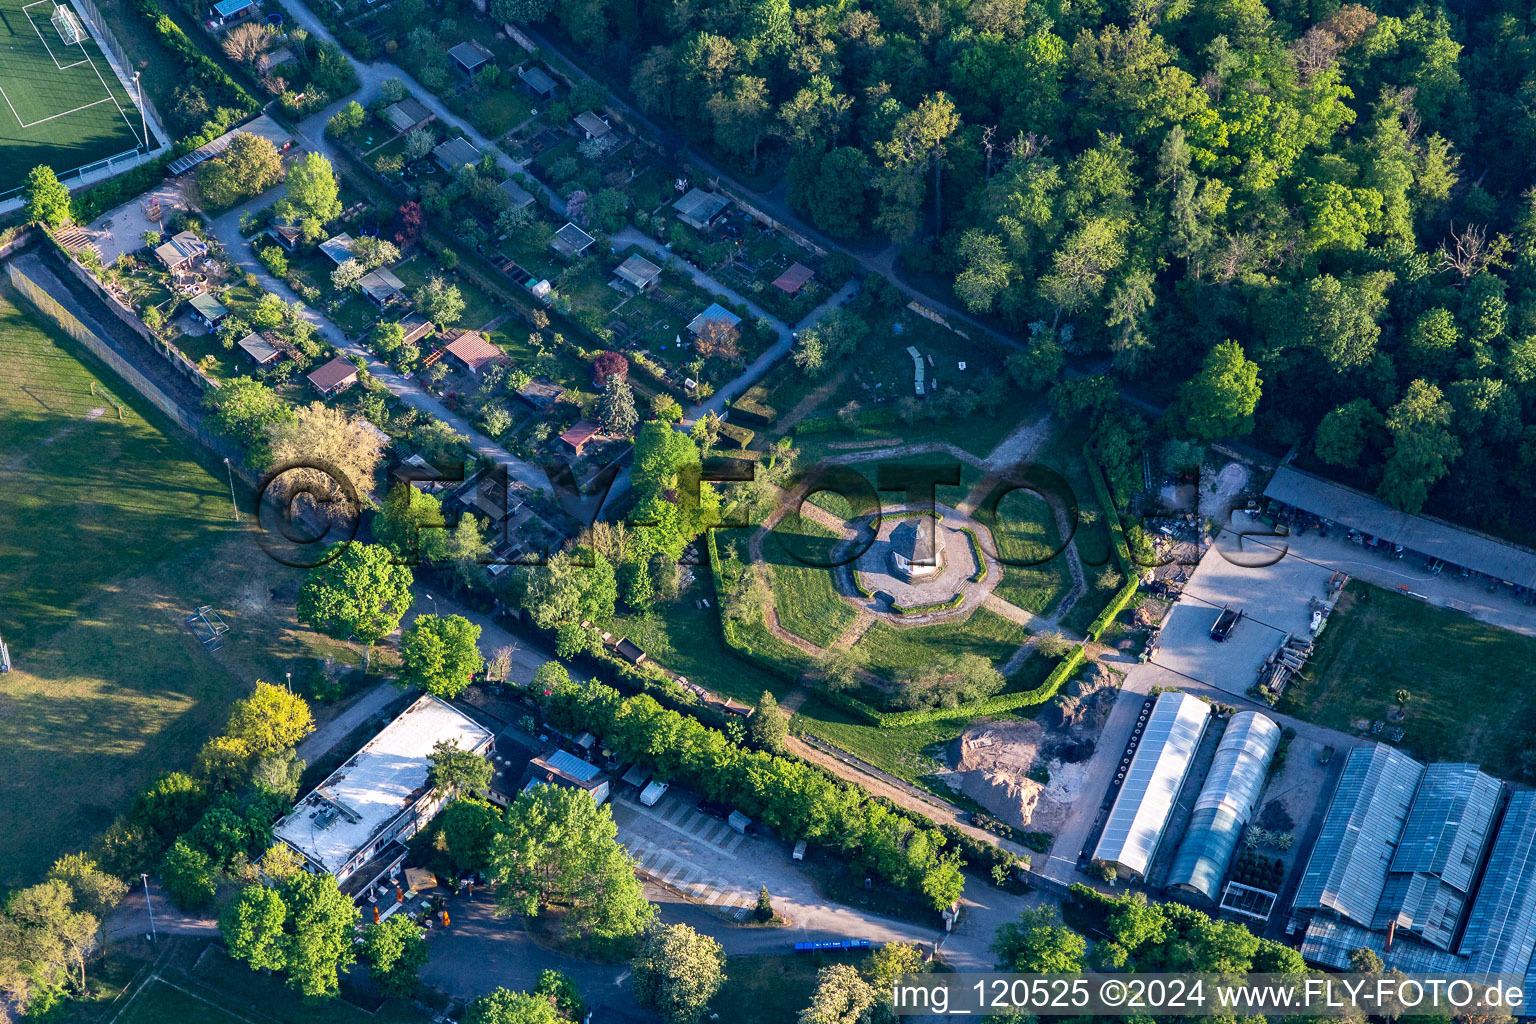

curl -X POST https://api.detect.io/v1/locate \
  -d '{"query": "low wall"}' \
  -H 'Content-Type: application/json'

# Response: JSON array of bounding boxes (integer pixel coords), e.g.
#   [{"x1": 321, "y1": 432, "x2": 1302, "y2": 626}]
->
[
  {"x1": 6, "y1": 254, "x2": 254, "y2": 486},
  {"x1": 59, "y1": 253, "x2": 218, "y2": 391},
  {"x1": 10, "y1": 259, "x2": 202, "y2": 436}
]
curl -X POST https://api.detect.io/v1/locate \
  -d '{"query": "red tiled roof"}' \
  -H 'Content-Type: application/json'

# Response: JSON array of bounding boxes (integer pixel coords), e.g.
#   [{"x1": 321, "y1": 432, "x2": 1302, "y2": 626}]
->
[
  {"x1": 307, "y1": 355, "x2": 358, "y2": 393},
  {"x1": 559, "y1": 420, "x2": 601, "y2": 447},
  {"x1": 772, "y1": 262, "x2": 815, "y2": 294},
  {"x1": 443, "y1": 331, "x2": 503, "y2": 371}
]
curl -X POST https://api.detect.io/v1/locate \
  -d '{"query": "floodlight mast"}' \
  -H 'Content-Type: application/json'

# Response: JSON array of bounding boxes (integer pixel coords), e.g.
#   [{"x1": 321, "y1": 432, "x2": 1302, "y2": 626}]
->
[{"x1": 135, "y1": 72, "x2": 147, "y2": 153}]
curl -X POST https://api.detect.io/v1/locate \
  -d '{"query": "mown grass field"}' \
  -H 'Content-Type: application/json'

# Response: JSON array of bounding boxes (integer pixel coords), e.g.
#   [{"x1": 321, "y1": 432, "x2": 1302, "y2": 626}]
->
[
  {"x1": 762, "y1": 516, "x2": 855, "y2": 647},
  {"x1": 713, "y1": 952, "x2": 875, "y2": 1024},
  {"x1": 54, "y1": 938, "x2": 436, "y2": 1024},
  {"x1": 0, "y1": 289, "x2": 353, "y2": 884},
  {"x1": 1280, "y1": 581, "x2": 1536, "y2": 777},
  {"x1": 852, "y1": 605, "x2": 1028, "y2": 680},
  {"x1": 600, "y1": 592, "x2": 797, "y2": 703},
  {"x1": 980, "y1": 486, "x2": 1075, "y2": 615}
]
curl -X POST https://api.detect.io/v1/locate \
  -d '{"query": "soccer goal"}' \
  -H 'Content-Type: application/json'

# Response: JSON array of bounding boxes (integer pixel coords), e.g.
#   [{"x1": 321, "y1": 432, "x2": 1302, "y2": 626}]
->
[{"x1": 50, "y1": 3, "x2": 85, "y2": 45}]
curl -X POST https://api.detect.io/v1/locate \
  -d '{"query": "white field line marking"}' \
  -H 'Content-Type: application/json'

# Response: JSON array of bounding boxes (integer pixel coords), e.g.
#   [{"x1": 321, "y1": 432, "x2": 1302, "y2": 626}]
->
[
  {"x1": 23, "y1": 1, "x2": 89, "y2": 69},
  {"x1": 2, "y1": 0, "x2": 144, "y2": 146}
]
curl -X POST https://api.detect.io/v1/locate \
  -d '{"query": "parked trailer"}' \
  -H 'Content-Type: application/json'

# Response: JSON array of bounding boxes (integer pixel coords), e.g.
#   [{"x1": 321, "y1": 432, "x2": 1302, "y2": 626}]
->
[
  {"x1": 794, "y1": 939, "x2": 871, "y2": 953},
  {"x1": 1210, "y1": 605, "x2": 1244, "y2": 642}
]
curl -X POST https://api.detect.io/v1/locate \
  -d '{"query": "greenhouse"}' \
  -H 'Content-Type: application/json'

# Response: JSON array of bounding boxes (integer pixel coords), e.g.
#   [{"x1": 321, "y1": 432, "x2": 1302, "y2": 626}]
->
[
  {"x1": 1166, "y1": 711, "x2": 1281, "y2": 903},
  {"x1": 1093, "y1": 691, "x2": 1210, "y2": 880},
  {"x1": 1294, "y1": 744, "x2": 1426, "y2": 927}
]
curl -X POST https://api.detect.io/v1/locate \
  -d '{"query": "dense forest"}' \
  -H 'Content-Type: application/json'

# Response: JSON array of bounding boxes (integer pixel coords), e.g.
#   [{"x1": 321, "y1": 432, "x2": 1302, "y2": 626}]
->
[{"x1": 496, "y1": 0, "x2": 1536, "y2": 536}]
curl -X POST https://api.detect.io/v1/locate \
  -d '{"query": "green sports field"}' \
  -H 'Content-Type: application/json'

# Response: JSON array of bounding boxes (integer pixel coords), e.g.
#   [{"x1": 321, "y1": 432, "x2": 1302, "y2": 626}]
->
[
  {"x1": 0, "y1": 284, "x2": 369, "y2": 886},
  {"x1": 0, "y1": 0, "x2": 144, "y2": 194}
]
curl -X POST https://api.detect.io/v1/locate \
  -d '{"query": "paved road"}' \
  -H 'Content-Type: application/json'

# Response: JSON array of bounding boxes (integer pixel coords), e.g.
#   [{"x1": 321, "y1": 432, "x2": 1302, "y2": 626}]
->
[
  {"x1": 277, "y1": 0, "x2": 527, "y2": 183},
  {"x1": 404, "y1": 588, "x2": 570, "y2": 686},
  {"x1": 105, "y1": 878, "x2": 218, "y2": 943},
  {"x1": 206, "y1": 187, "x2": 554, "y2": 493},
  {"x1": 1228, "y1": 527, "x2": 1536, "y2": 638},
  {"x1": 609, "y1": 228, "x2": 859, "y2": 424},
  {"x1": 294, "y1": 680, "x2": 401, "y2": 764},
  {"x1": 521, "y1": 27, "x2": 1034, "y2": 359}
]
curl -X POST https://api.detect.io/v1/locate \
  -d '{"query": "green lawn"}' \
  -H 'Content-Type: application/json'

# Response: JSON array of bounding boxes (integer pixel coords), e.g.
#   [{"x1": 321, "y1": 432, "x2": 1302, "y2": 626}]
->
[
  {"x1": 599, "y1": 592, "x2": 798, "y2": 704},
  {"x1": 713, "y1": 953, "x2": 875, "y2": 1024},
  {"x1": 0, "y1": 288, "x2": 368, "y2": 884},
  {"x1": 393, "y1": 255, "x2": 501, "y2": 332},
  {"x1": 794, "y1": 694, "x2": 966, "y2": 784},
  {"x1": 763, "y1": 517, "x2": 855, "y2": 648},
  {"x1": 60, "y1": 939, "x2": 438, "y2": 1024},
  {"x1": 119, "y1": 979, "x2": 250, "y2": 1024},
  {"x1": 1280, "y1": 582, "x2": 1536, "y2": 777},
  {"x1": 804, "y1": 452, "x2": 981, "y2": 519},
  {"x1": 980, "y1": 487, "x2": 1074, "y2": 615},
  {"x1": 852, "y1": 606, "x2": 1029, "y2": 681}
]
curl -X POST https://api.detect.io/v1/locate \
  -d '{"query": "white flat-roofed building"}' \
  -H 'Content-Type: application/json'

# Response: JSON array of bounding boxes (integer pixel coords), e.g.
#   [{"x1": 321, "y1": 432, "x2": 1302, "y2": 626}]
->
[
  {"x1": 1093, "y1": 690, "x2": 1210, "y2": 880},
  {"x1": 271, "y1": 694, "x2": 494, "y2": 900}
]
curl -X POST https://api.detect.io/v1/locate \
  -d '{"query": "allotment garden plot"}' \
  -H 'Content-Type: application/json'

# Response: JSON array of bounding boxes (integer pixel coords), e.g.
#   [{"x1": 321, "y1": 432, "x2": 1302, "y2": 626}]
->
[{"x1": 0, "y1": 0, "x2": 145, "y2": 192}]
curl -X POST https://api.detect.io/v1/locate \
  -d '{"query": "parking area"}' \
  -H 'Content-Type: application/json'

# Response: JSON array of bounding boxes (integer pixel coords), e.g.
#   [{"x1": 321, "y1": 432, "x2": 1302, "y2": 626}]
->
[
  {"x1": 1148, "y1": 533, "x2": 1338, "y2": 697},
  {"x1": 611, "y1": 794, "x2": 758, "y2": 922}
]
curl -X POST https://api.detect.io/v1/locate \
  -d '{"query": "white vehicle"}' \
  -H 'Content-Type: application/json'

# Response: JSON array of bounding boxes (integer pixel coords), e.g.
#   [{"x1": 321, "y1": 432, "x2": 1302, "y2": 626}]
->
[{"x1": 639, "y1": 780, "x2": 669, "y2": 806}]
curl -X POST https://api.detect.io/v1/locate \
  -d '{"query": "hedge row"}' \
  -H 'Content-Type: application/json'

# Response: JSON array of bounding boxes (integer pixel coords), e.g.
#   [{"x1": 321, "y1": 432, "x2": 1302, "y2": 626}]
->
[
  {"x1": 851, "y1": 570, "x2": 873, "y2": 599},
  {"x1": 73, "y1": 159, "x2": 173, "y2": 225},
  {"x1": 961, "y1": 527, "x2": 987, "y2": 582},
  {"x1": 892, "y1": 592, "x2": 963, "y2": 615},
  {"x1": 1082, "y1": 438, "x2": 1133, "y2": 575},
  {"x1": 130, "y1": 0, "x2": 260, "y2": 146},
  {"x1": 1085, "y1": 577, "x2": 1141, "y2": 642},
  {"x1": 718, "y1": 421, "x2": 755, "y2": 450},
  {"x1": 882, "y1": 509, "x2": 941, "y2": 523},
  {"x1": 821, "y1": 646, "x2": 1088, "y2": 728},
  {"x1": 706, "y1": 531, "x2": 815, "y2": 684},
  {"x1": 731, "y1": 386, "x2": 778, "y2": 428}
]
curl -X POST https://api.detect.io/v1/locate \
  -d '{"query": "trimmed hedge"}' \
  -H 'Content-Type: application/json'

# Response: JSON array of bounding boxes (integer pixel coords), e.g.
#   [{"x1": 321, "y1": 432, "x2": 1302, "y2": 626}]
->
[
  {"x1": 960, "y1": 526, "x2": 987, "y2": 582},
  {"x1": 128, "y1": 0, "x2": 259, "y2": 150},
  {"x1": 821, "y1": 646, "x2": 1087, "y2": 728},
  {"x1": 1085, "y1": 578, "x2": 1141, "y2": 642},
  {"x1": 1082, "y1": 438, "x2": 1133, "y2": 575},
  {"x1": 718, "y1": 421, "x2": 755, "y2": 450},
  {"x1": 851, "y1": 571, "x2": 873, "y2": 599},
  {"x1": 731, "y1": 386, "x2": 778, "y2": 427},
  {"x1": 74, "y1": 159, "x2": 174, "y2": 224},
  {"x1": 892, "y1": 592, "x2": 963, "y2": 615}
]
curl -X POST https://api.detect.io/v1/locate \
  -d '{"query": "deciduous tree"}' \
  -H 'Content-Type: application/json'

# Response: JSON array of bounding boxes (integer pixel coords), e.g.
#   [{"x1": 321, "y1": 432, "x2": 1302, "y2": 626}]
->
[
  {"x1": 297, "y1": 542, "x2": 414, "y2": 650},
  {"x1": 401, "y1": 614, "x2": 485, "y2": 698},
  {"x1": 24, "y1": 165, "x2": 71, "y2": 227},
  {"x1": 489, "y1": 784, "x2": 655, "y2": 941},
  {"x1": 631, "y1": 924, "x2": 726, "y2": 1024}
]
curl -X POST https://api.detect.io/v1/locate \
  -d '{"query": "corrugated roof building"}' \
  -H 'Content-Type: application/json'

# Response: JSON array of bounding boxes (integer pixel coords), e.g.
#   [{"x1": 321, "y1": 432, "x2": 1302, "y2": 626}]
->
[
  {"x1": 1093, "y1": 691, "x2": 1210, "y2": 880},
  {"x1": 1294, "y1": 744, "x2": 1426, "y2": 928},
  {"x1": 1264, "y1": 465, "x2": 1536, "y2": 587},
  {"x1": 1460, "y1": 790, "x2": 1536, "y2": 973},
  {"x1": 1373, "y1": 763, "x2": 1503, "y2": 950},
  {"x1": 1167, "y1": 711, "x2": 1281, "y2": 903}
]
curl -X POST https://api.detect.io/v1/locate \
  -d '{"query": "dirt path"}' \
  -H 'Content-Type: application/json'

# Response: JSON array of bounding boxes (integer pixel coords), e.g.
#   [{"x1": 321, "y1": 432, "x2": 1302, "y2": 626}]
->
[
  {"x1": 778, "y1": 366, "x2": 852, "y2": 433},
  {"x1": 785, "y1": 733, "x2": 1032, "y2": 860},
  {"x1": 834, "y1": 609, "x2": 877, "y2": 648}
]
